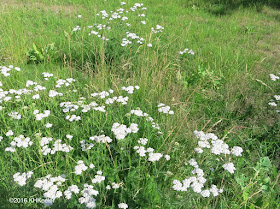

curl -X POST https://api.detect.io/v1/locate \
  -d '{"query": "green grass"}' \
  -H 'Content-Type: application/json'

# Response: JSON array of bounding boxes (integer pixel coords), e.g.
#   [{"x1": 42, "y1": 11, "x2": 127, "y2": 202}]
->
[{"x1": 0, "y1": 0, "x2": 279, "y2": 208}]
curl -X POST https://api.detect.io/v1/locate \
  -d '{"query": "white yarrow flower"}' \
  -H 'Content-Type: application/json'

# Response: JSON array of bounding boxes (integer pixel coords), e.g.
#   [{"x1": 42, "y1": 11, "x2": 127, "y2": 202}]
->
[
  {"x1": 45, "y1": 123, "x2": 53, "y2": 128},
  {"x1": 118, "y1": 203, "x2": 128, "y2": 209},
  {"x1": 231, "y1": 146, "x2": 243, "y2": 156},
  {"x1": 32, "y1": 94, "x2": 40, "y2": 100},
  {"x1": 222, "y1": 163, "x2": 236, "y2": 174},
  {"x1": 6, "y1": 130, "x2": 14, "y2": 136}
]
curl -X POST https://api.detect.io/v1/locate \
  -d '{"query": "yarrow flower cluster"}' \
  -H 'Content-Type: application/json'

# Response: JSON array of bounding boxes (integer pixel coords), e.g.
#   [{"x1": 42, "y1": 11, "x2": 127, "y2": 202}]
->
[
  {"x1": 138, "y1": 138, "x2": 148, "y2": 145},
  {"x1": 40, "y1": 137, "x2": 73, "y2": 155},
  {"x1": 79, "y1": 184, "x2": 98, "y2": 208},
  {"x1": 26, "y1": 80, "x2": 37, "y2": 87},
  {"x1": 60, "y1": 101, "x2": 80, "y2": 112},
  {"x1": 42, "y1": 72, "x2": 54, "y2": 80},
  {"x1": 129, "y1": 108, "x2": 162, "y2": 134},
  {"x1": 268, "y1": 72, "x2": 280, "y2": 113},
  {"x1": 91, "y1": 89, "x2": 113, "y2": 99},
  {"x1": 66, "y1": 114, "x2": 81, "y2": 122},
  {"x1": 105, "y1": 96, "x2": 129, "y2": 105},
  {"x1": 73, "y1": 25, "x2": 81, "y2": 32},
  {"x1": 148, "y1": 152, "x2": 163, "y2": 162},
  {"x1": 5, "y1": 135, "x2": 33, "y2": 152},
  {"x1": 0, "y1": 65, "x2": 20, "y2": 77},
  {"x1": 6, "y1": 129, "x2": 14, "y2": 136},
  {"x1": 33, "y1": 84, "x2": 46, "y2": 92},
  {"x1": 173, "y1": 158, "x2": 223, "y2": 197},
  {"x1": 269, "y1": 73, "x2": 280, "y2": 81},
  {"x1": 130, "y1": 109, "x2": 148, "y2": 117},
  {"x1": 222, "y1": 163, "x2": 236, "y2": 174},
  {"x1": 157, "y1": 103, "x2": 174, "y2": 114},
  {"x1": 193, "y1": 130, "x2": 243, "y2": 157},
  {"x1": 111, "y1": 122, "x2": 139, "y2": 140},
  {"x1": 64, "y1": 185, "x2": 80, "y2": 199},
  {"x1": 80, "y1": 140, "x2": 95, "y2": 151},
  {"x1": 55, "y1": 78, "x2": 76, "y2": 88},
  {"x1": 134, "y1": 138, "x2": 170, "y2": 162},
  {"x1": 23, "y1": 80, "x2": 45, "y2": 93},
  {"x1": 193, "y1": 130, "x2": 243, "y2": 174},
  {"x1": 231, "y1": 146, "x2": 243, "y2": 156},
  {"x1": 8, "y1": 111, "x2": 21, "y2": 119},
  {"x1": 32, "y1": 94, "x2": 40, "y2": 100},
  {"x1": 81, "y1": 102, "x2": 99, "y2": 112},
  {"x1": 45, "y1": 123, "x2": 53, "y2": 128},
  {"x1": 110, "y1": 182, "x2": 121, "y2": 189},
  {"x1": 178, "y1": 48, "x2": 194, "y2": 55},
  {"x1": 34, "y1": 175, "x2": 66, "y2": 201},
  {"x1": 118, "y1": 203, "x2": 129, "y2": 209},
  {"x1": 121, "y1": 32, "x2": 145, "y2": 46},
  {"x1": 33, "y1": 109, "x2": 51, "y2": 120},
  {"x1": 121, "y1": 85, "x2": 140, "y2": 94},
  {"x1": 172, "y1": 130, "x2": 243, "y2": 197},
  {"x1": 0, "y1": 80, "x2": 40, "y2": 104},
  {"x1": 49, "y1": 90, "x2": 63, "y2": 98},
  {"x1": 151, "y1": 24, "x2": 164, "y2": 33},
  {"x1": 134, "y1": 145, "x2": 150, "y2": 157},
  {"x1": 91, "y1": 171, "x2": 105, "y2": 184},
  {"x1": 90, "y1": 135, "x2": 112, "y2": 143},
  {"x1": 13, "y1": 171, "x2": 33, "y2": 186},
  {"x1": 75, "y1": 160, "x2": 89, "y2": 175}
]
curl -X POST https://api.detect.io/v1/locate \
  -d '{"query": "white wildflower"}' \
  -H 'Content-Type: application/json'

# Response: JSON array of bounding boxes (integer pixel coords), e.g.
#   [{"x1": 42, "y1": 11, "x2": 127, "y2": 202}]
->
[
  {"x1": 6, "y1": 130, "x2": 14, "y2": 136},
  {"x1": 118, "y1": 203, "x2": 128, "y2": 209},
  {"x1": 148, "y1": 153, "x2": 163, "y2": 162},
  {"x1": 222, "y1": 162, "x2": 236, "y2": 174},
  {"x1": 32, "y1": 94, "x2": 40, "y2": 99},
  {"x1": 231, "y1": 146, "x2": 243, "y2": 156}
]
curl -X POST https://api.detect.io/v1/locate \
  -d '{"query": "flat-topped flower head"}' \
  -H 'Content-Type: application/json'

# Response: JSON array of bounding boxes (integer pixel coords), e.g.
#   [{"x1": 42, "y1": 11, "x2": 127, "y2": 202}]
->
[
  {"x1": 6, "y1": 130, "x2": 14, "y2": 136},
  {"x1": 118, "y1": 203, "x2": 128, "y2": 209},
  {"x1": 231, "y1": 146, "x2": 243, "y2": 156},
  {"x1": 13, "y1": 171, "x2": 33, "y2": 186},
  {"x1": 75, "y1": 161, "x2": 88, "y2": 175},
  {"x1": 222, "y1": 163, "x2": 236, "y2": 174}
]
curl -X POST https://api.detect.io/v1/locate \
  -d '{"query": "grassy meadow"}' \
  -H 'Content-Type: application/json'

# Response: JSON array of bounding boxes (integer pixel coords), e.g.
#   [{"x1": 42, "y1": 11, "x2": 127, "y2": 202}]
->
[{"x1": 0, "y1": 0, "x2": 279, "y2": 208}]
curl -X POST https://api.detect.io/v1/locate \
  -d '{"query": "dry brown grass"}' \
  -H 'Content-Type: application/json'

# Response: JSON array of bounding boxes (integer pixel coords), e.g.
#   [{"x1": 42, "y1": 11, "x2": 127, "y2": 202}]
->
[{"x1": 0, "y1": 0, "x2": 80, "y2": 14}]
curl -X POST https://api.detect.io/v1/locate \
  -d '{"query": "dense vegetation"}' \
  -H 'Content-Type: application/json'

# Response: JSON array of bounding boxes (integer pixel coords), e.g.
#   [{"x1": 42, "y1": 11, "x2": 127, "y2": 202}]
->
[{"x1": 0, "y1": 0, "x2": 279, "y2": 208}]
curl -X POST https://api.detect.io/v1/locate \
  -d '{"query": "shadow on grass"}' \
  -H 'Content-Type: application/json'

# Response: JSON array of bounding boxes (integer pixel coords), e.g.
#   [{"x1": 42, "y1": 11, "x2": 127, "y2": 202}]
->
[{"x1": 188, "y1": 0, "x2": 280, "y2": 16}]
